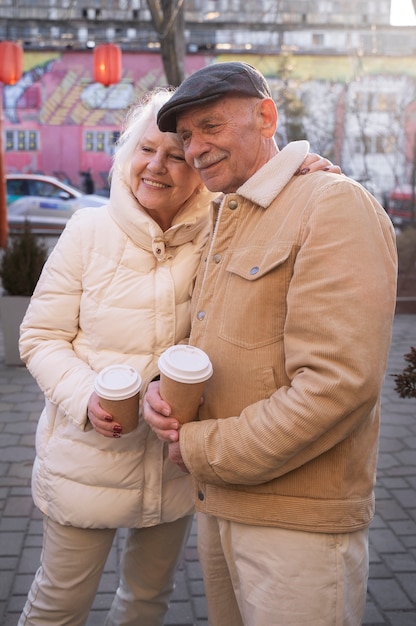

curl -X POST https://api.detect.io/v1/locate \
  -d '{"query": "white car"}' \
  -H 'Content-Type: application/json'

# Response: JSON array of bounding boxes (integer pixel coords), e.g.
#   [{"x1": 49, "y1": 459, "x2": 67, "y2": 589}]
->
[{"x1": 6, "y1": 173, "x2": 107, "y2": 236}]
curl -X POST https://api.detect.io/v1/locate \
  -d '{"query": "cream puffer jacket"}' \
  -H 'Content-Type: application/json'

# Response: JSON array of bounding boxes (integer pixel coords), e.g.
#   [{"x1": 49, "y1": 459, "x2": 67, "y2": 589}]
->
[{"x1": 19, "y1": 172, "x2": 214, "y2": 529}]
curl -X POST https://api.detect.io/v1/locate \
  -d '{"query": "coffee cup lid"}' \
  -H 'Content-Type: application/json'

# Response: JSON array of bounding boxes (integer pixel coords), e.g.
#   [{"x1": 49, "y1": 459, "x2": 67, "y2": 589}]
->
[
  {"x1": 158, "y1": 345, "x2": 213, "y2": 383},
  {"x1": 94, "y1": 365, "x2": 142, "y2": 400}
]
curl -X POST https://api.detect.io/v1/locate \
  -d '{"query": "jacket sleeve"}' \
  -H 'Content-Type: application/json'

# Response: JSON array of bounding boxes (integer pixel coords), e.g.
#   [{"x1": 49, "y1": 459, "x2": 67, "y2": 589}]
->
[
  {"x1": 19, "y1": 211, "x2": 97, "y2": 429},
  {"x1": 179, "y1": 179, "x2": 398, "y2": 485}
]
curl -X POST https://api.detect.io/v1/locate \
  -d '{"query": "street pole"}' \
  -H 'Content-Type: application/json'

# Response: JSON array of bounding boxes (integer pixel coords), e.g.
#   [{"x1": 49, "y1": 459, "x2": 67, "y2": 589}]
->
[
  {"x1": 0, "y1": 94, "x2": 8, "y2": 248},
  {"x1": 412, "y1": 134, "x2": 416, "y2": 225}
]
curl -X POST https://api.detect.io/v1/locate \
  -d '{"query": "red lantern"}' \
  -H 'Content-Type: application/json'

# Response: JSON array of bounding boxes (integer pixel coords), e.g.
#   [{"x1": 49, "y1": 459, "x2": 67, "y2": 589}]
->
[
  {"x1": 0, "y1": 41, "x2": 23, "y2": 248},
  {"x1": 0, "y1": 41, "x2": 23, "y2": 85},
  {"x1": 93, "y1": 44, "x2": 122, "y2": 87}
]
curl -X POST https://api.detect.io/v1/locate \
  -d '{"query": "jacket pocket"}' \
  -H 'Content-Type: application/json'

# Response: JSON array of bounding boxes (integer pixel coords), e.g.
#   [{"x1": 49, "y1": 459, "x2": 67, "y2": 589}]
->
[{"x1": 218, "y1": 243, "x2": 296, "y2": 349}]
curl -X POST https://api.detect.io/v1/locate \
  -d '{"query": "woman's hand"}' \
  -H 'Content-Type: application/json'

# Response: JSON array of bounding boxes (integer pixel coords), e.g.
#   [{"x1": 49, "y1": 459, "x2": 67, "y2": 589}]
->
[
  {"x1": 87, "y1": 391, "x2": 123, "y2": 438},
  {"x1": 142, "y1": 381, "x2": 180, "y2": 442},
  {"x1": 296, "y1": 152, "x2": 342, "y2": 175}
]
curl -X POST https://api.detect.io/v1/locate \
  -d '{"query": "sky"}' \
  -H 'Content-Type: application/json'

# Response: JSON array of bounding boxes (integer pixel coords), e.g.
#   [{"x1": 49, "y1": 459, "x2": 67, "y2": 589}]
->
[{"x1": 390, "y1": 0, "x2": 416, "y2": 25}]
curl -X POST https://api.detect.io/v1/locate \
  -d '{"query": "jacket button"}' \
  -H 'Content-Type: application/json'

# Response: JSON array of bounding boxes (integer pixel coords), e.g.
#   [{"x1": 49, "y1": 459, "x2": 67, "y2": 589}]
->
[
  {"x1": 213, "y1": 253, "x2": 221, "y2": 264},
  {"x1": 198, "y1": 490, "x2": 204, "y2": 501},
  {"x1": 197, "y1": 311, "x2": 205, "y2": 320},
  {"x1": 228, "y1": 200, "x2": 238, "y2": 210},
  {"x1": 250, "y1": 266, "x2": 259, "y2": 275}
]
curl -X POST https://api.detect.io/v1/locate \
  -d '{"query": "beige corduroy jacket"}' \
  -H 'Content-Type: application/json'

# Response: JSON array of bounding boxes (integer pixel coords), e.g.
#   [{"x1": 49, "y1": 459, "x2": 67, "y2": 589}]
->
[{"x1": 179, "y1": 141, "x2": 398, "y2": 533}]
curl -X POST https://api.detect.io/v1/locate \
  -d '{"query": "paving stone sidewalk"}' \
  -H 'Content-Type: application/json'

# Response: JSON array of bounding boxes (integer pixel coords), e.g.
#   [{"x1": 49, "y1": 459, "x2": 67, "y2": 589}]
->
[{"x1": 0, "y1": 314, "x2": 415, "y2": 626}]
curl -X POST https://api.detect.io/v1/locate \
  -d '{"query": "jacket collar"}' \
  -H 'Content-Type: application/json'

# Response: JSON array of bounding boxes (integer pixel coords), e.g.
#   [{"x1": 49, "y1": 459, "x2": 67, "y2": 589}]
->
[
  {"x1": 237, "y1": 140, "x2": 310, "y2": 208},
  {"x1": 107, "y1": 169, "x2": 214, "y2": 260}
]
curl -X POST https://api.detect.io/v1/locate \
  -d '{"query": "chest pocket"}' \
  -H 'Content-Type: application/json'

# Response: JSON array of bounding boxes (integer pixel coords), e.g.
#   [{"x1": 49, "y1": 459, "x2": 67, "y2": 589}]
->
[{"x1": 218, "y1": 243, "x2": 296, "y2": 349}]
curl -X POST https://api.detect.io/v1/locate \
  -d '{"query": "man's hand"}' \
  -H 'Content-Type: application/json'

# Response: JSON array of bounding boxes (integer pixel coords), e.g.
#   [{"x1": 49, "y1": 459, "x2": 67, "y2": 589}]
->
[
  {"x1": 144, "y1": 382, "x2": 189, "y2": 472},
  {"x1": 143, "y1": 380, "x2": 180, "y2": 442}
]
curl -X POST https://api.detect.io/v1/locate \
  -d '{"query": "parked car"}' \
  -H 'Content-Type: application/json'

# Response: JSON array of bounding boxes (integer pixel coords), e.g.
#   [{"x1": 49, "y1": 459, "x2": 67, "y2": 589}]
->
[
  {"x1": 386, "y1": 184, "x2": 416, "y2": 229},
  {"x1": 6, "y1": 173, "x2": 107, "y2": 236}
]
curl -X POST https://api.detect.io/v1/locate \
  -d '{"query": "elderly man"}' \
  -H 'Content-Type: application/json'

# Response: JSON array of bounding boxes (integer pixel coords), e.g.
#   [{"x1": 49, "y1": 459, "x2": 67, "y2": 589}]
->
[{"x1": 144, "y1": 62, "x2": 397, "y2": 626}]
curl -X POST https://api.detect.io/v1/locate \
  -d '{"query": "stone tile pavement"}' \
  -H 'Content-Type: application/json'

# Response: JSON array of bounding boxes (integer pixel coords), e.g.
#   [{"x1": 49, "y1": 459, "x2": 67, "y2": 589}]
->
[{"x1": 0, "y1": 314, "x2": 415, "y2": 625}]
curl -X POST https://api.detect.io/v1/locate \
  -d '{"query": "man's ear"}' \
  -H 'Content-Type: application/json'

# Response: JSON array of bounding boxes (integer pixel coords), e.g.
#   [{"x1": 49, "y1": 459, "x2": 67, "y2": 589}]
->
[{"x1": 258, "y1": 98, "x2": 278, "y2": 138}]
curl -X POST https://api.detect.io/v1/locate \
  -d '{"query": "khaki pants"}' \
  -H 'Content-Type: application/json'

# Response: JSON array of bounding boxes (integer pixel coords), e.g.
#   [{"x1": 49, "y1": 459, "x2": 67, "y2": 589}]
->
[
  {"x1": 197, "y1": 512, "x2": 369, "y2": 626},
  {"x1": 18, "y1": 514, "x2": 193, "y2": 626}
]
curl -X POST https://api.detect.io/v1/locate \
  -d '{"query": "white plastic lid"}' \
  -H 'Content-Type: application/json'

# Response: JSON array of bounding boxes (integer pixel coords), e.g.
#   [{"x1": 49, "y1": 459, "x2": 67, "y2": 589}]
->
[
  {"x1": 158, "y1": 345, "x2": 213, "y2": 384},
  {"x1": 94, "y1": 365, "x2": 142, "y2": 400}
]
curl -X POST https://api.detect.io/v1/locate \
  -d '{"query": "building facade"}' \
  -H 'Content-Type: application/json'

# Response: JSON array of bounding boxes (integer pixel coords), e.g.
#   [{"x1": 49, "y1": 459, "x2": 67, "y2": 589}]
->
[
  {"x1": 1, "y1": 1, "x2": 416, "y2": 201},
  {"x1": 0, "y1": 1, "x2": 410, "y2": 55}
]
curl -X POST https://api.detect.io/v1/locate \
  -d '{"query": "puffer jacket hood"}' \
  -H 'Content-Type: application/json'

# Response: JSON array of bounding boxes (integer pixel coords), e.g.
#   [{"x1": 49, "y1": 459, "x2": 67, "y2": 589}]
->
[{"x1": 109, "y1": 167, "x2": 212, "y2": 261}]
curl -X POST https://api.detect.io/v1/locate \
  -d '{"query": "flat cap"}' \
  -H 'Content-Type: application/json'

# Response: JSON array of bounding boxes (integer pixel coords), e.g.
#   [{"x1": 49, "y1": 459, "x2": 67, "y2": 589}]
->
[{"x1": 157, "y1": 62, "x2": 272, "y2": 132}]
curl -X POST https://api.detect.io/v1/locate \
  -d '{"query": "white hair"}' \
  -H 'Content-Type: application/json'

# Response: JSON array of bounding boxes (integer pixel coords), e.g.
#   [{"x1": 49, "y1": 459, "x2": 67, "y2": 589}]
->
[{"x1": 110, "y1": 88, "x2": 176, "y2": 182}]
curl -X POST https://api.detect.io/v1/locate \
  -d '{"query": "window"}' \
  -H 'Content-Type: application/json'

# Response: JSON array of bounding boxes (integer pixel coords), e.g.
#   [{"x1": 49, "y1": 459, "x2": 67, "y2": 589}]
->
[
  {"x1": 378, "y1": 134, "x2": 396, "y2": 154},
  {"x1": 355, "y1": 133, "x2": 396, "y2": 154},
  {"x1": 354, "y1": 90, "x2": 397, "y2": 113},
  {"x1": 376, "y1": 93, "x2": 396, "y2": 112},
  {"x1": 5, "y1": 130, "x2": 39, "y2": 151},
  {"x1": 84, "y1": 130, "x2": 119, "y2": 154},
  {"x1": 312, "y1": 33, "x2": 324, "y2": 46}
]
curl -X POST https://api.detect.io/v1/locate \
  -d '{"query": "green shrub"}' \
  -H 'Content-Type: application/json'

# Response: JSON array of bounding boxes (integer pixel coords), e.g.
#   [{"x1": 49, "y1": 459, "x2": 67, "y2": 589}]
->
[
  {"x1": 393, "y1": 347, "x2": 416, "y2": 399},
  {"x1": 0, "y1": 221, "x2": 48, "y2": 296}
]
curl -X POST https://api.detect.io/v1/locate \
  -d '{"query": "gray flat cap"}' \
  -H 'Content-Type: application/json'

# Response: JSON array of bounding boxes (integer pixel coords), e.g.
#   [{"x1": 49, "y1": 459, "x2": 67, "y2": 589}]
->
[{"x1": 157, "y1": 62, "x2": 272, "y2": 132}]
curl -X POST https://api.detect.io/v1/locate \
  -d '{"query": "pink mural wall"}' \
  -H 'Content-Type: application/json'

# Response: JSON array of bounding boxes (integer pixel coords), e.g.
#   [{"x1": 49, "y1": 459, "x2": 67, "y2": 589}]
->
[
  {"x1": 4, "y1": 49, "x2": 415, "y2": 198},
  {"x1": 1, "y1": 51, "x2": 210, "y2": 192}
]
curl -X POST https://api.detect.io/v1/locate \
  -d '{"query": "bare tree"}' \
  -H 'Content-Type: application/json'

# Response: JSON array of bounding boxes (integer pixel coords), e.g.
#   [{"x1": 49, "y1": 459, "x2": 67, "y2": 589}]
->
[{"x1": 146, "y1": 0, "x2": 185, "y2": 86}]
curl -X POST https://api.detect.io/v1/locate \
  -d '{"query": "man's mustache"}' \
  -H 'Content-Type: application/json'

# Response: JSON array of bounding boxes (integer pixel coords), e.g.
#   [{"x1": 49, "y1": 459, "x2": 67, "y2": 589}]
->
[{"x1": 193, "y1": 152, "x2": 227, "y2": 169}]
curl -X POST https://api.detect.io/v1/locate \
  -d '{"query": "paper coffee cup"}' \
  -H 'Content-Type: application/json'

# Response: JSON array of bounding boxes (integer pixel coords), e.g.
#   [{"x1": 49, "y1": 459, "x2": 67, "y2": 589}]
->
[
  {"x1": 94, "y1": 365, "x2": 142, "y2": 434},
  {"x1": 158, "y1": 345, "x2": 213, "y2": 424}
]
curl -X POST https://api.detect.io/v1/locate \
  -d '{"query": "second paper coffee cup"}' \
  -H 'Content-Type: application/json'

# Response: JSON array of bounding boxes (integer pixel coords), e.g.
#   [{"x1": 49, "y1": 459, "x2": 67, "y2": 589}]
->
[
  {"x1": 94, "y1": 365, "x2": 142, "y2": 434},
  {"x1": 158, "y1": 345, "x2": 213, "y2": 423}
]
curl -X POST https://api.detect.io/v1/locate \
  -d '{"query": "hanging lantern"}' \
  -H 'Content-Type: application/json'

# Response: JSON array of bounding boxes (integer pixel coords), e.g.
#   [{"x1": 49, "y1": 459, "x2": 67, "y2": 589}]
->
[
  {"x1": 0, "y1": 41, "x2": 23, "y2": 85},
  {"x1": 93, "y1": 43, "x2": 122, "y2": 87},
  {"x1": 0, "y1": 41, "x2": 23, "y2": 248}
]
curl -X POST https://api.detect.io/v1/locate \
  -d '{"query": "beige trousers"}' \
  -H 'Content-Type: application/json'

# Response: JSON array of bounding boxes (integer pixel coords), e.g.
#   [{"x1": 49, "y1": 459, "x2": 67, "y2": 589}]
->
[
  {"x1": 18, "y1": 514, "x2": 193, "y2": 626},
  {"x1": 197, "y1": 512, "x2": 369, "y2": 626}
]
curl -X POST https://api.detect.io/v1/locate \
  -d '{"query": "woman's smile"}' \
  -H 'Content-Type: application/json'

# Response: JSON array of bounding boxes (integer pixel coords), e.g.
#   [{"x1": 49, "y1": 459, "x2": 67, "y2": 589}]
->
[{"x1": 142, "y1": 178, "x2": 171, "y2": 190}]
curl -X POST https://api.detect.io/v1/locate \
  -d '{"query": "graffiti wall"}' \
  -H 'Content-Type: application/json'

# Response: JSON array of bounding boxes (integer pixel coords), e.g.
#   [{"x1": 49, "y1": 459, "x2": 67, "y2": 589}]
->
[
  {"x1": 2, "y1": 50, "x2": 416, "y2": 197},
  {"x1": 2, "y1": 51, "x2": 210, "y2": 191}
]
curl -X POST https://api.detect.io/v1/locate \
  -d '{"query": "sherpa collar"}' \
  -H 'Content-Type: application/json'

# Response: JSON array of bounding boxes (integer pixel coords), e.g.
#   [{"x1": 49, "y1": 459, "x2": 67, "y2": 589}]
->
[{"x1": 237, "y1": 140, "x2": 310, "y2": 208}]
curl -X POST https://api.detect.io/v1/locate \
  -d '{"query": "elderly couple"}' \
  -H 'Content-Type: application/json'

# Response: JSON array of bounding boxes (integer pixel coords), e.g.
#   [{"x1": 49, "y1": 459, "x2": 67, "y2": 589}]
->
[{"x1": 18, "y1": 63, "x2": 397, "y2": 626}]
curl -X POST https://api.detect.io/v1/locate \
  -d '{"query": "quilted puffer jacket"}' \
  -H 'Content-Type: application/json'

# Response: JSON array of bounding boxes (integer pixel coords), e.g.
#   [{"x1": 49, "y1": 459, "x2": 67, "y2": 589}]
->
[{"x1": 19, "y1": 171, "x2": 214, "y2": 529}]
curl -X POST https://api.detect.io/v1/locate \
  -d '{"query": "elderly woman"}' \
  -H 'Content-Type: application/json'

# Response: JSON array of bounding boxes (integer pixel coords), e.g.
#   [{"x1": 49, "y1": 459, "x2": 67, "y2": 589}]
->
[{"x1": 17, "y1": 87, "x2": 337, "y2": 626}]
